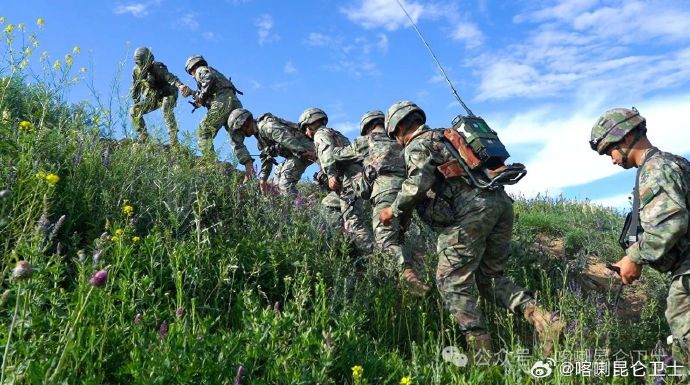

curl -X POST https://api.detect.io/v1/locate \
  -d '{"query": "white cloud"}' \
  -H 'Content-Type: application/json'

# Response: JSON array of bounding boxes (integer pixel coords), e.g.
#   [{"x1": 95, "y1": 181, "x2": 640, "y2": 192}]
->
[
  {"x1": 284, "y1": 60, "x2": 298, "y2": 75},
  {"x1": 202, "y1": 32, "x2": 217, "y2": 41},
  {"x1": 256, "y1": 14, "x2": 280, "y2": 46},
  {"x1": 341, "y1": 0, "x2": 424, "y2": 31},
  {"x1": 477, "y1": 1, "x2": 690, "y2": 101},
  {"x1": 502, "y1": 92, "x2": 690, "y2": 197},
  {"x1": 180, "y1": 13, "x2": 199, "y2": 30},
  {"x1": 114, "y1": 3, "x2": 149, "y2": 17},
  {"x1": 451, "y1": 23, "x2": 484, "y2": 49},
  {"x1": 589, "y1": 193, "x2": 632, "y2": 210},
  {"x1": 304, "y1": 32, "x2": 383, "y2": 78}
]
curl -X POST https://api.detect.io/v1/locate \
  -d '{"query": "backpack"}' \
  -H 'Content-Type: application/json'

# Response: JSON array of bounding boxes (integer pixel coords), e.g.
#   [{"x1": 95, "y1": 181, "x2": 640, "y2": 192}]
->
[{"x1": 436, "y1": 115, "x2": 526, "y2": 190}]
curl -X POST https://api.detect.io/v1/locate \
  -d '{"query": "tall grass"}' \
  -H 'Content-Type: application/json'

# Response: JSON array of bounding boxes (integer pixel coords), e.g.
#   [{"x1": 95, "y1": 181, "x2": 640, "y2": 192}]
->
[{"x1": 0, "y1": 17, "x2": 679, "y2": 384}]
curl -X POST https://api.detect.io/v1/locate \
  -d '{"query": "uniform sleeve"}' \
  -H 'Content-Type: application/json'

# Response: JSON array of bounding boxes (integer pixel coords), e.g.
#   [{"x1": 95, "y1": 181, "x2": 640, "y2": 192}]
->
[
  {"x1": 332, "y1": 137, "x2": 366, "y2": 165},
  {"x1": 627, "y1": 162, "x2": 689, "y2": 264},
  {"x1": 390, "y1": 138, "x2": 438, "y2": 217},
  {"x1": 267, "y1": 123, "x2": 313, "y2": 156},
  {"x1": 230, "y1": 130, "x2": 252, "y2": 166},
  {"x1": 196, "y1": 67, "x2": 214, "y2": 101},
  {"x1": 154, "y1": 63, "x2": 182, "y2": 88},
  {"x1": 131, "y1": 67, "x2": 141, "y2": 100},
  {"x1": 314, "y1": 130, "x2": 339, "y2": 178}
]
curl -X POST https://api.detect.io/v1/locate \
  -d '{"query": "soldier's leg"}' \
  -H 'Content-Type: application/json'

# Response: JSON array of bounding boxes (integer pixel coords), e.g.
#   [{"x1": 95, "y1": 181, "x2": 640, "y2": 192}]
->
[
  {"x1": 320, "y1": 191, "x2": 344, "y2": 230},
  {"x1": 198, "y1": 96, "x2": 231, "y2": 160},
  {"x1": 339, "y1": 180, "x2": 374, "y2": 254},
  {"x1": 162, "y1": 93, "x2": 179, "y2": 146},
  {"x1": 665, "y1": 275, "x2": 690, "y2": 364},
  {"x1": 277, "y1": 156, "x2": 309, "y2": 196},
  {"x1": 475, "y1": 191, "x2": 534, "y2": 312},
  {"x1": 371, "y1": 191, "x2": 407, "y2": 266},
  {"x1": 130, "y1": 96, "x2": 157, "y2": 142}
]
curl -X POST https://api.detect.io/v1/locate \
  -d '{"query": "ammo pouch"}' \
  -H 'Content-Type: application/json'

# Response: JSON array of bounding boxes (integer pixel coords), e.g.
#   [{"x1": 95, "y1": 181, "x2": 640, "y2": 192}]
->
[{"x1": 351, "y1": 173, "x2": 372, "y2": 201}]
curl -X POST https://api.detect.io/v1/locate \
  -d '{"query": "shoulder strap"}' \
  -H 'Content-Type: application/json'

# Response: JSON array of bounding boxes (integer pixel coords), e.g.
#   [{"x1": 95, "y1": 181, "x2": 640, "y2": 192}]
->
[{"x1": 628, "y1": 147, "x2": 660, "y2": 244}]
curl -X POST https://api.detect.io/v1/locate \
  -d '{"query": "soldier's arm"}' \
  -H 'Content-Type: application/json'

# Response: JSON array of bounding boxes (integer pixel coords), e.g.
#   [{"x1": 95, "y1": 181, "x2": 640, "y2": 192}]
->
[
  {"x1": 229, "y1": 130, "x2": 252, "y2": 166},
  {"x1": 154, "y1": 63, "x2": 183, "y2": 88},
  {"x1": 332, "y1": 137, "x2": 366, "y2": 165},
  {"x1": 390, "y1": 139, "x2": 437, "y2": 217},
  {"x1": 314, "y1": 131, "x2": 339, "y2": 178},
  {"x1": 627, "y1": 163, "x2": 689, "y2": 264},
  {"x1": 196, "y1": 67, "x2": 214, "y2": 101},
  {"x1": 130, "y1": 67, "x2": 141, "y2": 101}
]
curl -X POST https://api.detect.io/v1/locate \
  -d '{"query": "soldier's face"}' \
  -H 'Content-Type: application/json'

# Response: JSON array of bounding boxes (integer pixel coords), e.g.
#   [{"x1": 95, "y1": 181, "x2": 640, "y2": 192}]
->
[
  {"x1": 606, "y1": 146, "x2": 632, "y2": 169},
  {"x1": 242, "y1": 120, "x2": 256, "y2": 137}
]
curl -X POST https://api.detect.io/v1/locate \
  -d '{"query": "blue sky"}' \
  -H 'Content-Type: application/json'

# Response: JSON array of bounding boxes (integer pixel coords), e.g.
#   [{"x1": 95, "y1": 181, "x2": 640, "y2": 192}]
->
[{"x1": 3, "y1": 0, "x2": 690, "y2": 209}]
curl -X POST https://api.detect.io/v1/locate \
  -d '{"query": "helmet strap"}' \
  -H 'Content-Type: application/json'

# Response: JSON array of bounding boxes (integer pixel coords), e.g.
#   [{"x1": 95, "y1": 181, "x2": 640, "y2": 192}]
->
[{"x1": 615, "y1": 129, "x2": 643, "y2": 166}]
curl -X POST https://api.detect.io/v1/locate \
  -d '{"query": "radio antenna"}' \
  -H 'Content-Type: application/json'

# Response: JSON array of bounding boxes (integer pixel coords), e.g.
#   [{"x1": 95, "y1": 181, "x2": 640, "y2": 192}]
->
[{"x1": 395, "y1": 0, "x2": 475, "y2": 117}]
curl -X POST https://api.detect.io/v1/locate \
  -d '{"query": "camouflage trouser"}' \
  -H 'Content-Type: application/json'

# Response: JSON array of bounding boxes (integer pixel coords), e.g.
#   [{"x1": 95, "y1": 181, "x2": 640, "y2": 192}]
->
[
  {"x1": 275, "y1": 156, "x2": 310, "y2": 196},
  {"x1": 198, "y1": 92, "x2": 242, "y2": 159},
  {"x1": 339, "y1": 177, "x2": 374, "y2": 254},
  {"x1": 436, "y1": 188, "x2": 534, "y2": 333},
  {"x1": 320, "y1": 191, "x2": 344, "y2": 230},
  {"x1": 666, "y1": 274, "x2": 690, "y2": 363},
  {"x1": 371, "y1": 190, "x2": 411, "y2": 267},
  {"x1": 130, "y1": 92, "x2": 178, "y2": 144}
]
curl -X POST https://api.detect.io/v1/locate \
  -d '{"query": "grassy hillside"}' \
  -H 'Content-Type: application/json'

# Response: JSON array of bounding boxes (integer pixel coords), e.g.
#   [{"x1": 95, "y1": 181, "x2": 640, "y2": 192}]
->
[{"x1": 0, "y1": 19, "x2": 678, "y2": 385}]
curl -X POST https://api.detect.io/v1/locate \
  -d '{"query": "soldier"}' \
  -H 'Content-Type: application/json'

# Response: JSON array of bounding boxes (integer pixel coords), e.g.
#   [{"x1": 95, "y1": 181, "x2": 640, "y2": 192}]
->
[
  {"x1": 590, "y1": 107, "x2": 690, "y2": 361},
  {"x1": 299, "y1": 107, "x2": 374, "y2": 255},
  {"x1": 227, "y1": 108, "x2": 315, "y2": 194},
  {"x1": 182, "y1": 55, "x2": 244, "y2": 164},
  {"x1": 379, "y1": 101, "x2": 562, "y2": 353},
  {"x1": 332, "y1": 110, "x2": 429, "y2": 295},
  {"x1": 130, "y1": 47, "x2": 189, "y2": 145}
]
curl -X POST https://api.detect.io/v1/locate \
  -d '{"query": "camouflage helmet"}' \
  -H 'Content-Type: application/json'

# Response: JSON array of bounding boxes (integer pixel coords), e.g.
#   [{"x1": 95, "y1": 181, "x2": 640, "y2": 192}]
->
[
  {"x1": 185, "y1": 55, "x2": 207, "y2": 74},
  {"x1": 359, "y1": 110, "x2": 385, "y2": 135},
  {"x1": 133, "y1": 47, "x2": 154, "y2": 65},
  {"x1": 385, "y1": 101, "x2": 426, "y2": 138},
  {"x1": 298, "y1": 107, "x2": 328, "y2": 129},
  {"x1": 227, "y1": 108, "x2": 253, "y2": 132},
  {"x1": 589, "y1": 107, "x2": 646, "y2": 154}
]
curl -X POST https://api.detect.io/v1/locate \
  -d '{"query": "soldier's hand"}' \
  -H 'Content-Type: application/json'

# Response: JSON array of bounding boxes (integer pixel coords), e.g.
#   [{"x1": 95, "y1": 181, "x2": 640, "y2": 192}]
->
[
  {"x1": 613, "y1": 256, "x2": 643, "y2": 285},
  {"x1": 179, "y1": 84, "x2": 193, "y2": 97},
  {"x1": 193, "y1": 97, "x2": 205, "y2": 107},
  {"x1": 379, "y1": 207, "x2": 394, "y2": 225},
  {"x1": 327, "y1": 176, "x2": 341, "y2": 191}
]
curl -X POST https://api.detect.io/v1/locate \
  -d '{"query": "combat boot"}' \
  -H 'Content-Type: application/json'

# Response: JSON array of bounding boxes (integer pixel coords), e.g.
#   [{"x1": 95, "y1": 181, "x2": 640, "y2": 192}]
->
[
  {"x1": 523, "y1": 302, "x2": 564, "y2": 355},
  {"x1": 465, "y1": 330, "x2": 493, "y2": 355},
  {"x1": 401, "y1": 266, "x2": 430, "y2": 297}
]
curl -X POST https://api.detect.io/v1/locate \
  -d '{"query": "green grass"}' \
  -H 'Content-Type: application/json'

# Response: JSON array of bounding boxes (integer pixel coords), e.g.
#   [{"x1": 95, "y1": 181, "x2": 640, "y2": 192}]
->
[{"x1": 0, "y1": 18, "x2": 682, "y2": 384}]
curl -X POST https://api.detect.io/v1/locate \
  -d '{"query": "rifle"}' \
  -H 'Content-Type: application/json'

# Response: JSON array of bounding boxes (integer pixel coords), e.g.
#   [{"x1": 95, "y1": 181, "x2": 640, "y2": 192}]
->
[
  {"x1": 313, "y1": 171, "x2": 329, "y2": 190},
  {"x1": 605, "y1": 262, "x2": 624, "y2": 312},
  {"x1": 188, "y1": 91, "x2": 204, "y2": 113}
]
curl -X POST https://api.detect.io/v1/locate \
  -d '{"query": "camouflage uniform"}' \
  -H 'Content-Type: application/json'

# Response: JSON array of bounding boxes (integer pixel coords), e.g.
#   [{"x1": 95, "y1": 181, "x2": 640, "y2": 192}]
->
[
  {"x1": 189, "y1": 65, "x2": 243, "y2": 159},
  {"x1": 312, "y1": 125, "x2": 374, "y2": 253},
  {"x1": 235, "y1": 113, "x2": 314, "y2": 195},
  {"x1": 390, "y1": 124, "x2": 535, "y2": 332},
  {"x1": 130, "y1": 61, "x2": 182, "y2": 143},
  {"x1": 333, "y1": 126, "x2": 410, "y2": 266},
  {"x1": 627, "y1": 149, "x2": 690, "y2": 354}
]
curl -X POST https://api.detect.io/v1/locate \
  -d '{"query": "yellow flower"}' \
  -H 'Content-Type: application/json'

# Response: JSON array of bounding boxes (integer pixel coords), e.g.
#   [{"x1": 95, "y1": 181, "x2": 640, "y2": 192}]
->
[
  {"x1": 35, "y1": 171, "x2": 47, "y2": 179},
  {"x1": 132, "y1": 236, "x2": 141, "y2": 243},
  {"x1": 65, "y1": 54, "x2": 73, "y2": 66},
  {"x1": 122, "y1": 204, "x2": 134, "y2": 216},
  {"x1": 52, "y1": 59, "x2": 61, "y2": 70},
  {"x1": 19, "y1": 59, "x2": 28, "y2": 69},
  {"x1": 23, "y1": 47, "x2": 32, "y2": 56},
  {"x1": 4, "y1": 24, "x2": 14, "y2": 34},
  {"x1": 400, "y1": 376, "x2": 413, "y2": 385},
  {"x1": 17, "y1": 23, "x2": 24, "y2": 31},
  {"x1": 18, "y1": 120, "x2": 33, "y2": 131},
  {"x1": 72, "y1": 46, "x2": 80, "y2": 54},
  {"x1": 79, "y1": 67, "x2": 87, "y2": 73},
  {"x1": 351, "y1": 365, "x2": 364, "y2": 380},
  {"x1": 36, "y1": 18, "x2": 45, "y2": 26},
  {"x1": 110, "y1": 235, "x2": 120, "y2": 242},
  {"x1": 114, "y1": 228, "x2": 125, "y2": 237},
  {"x1": 44, "y1": 173, "x2": 60, "y2": 185}
]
